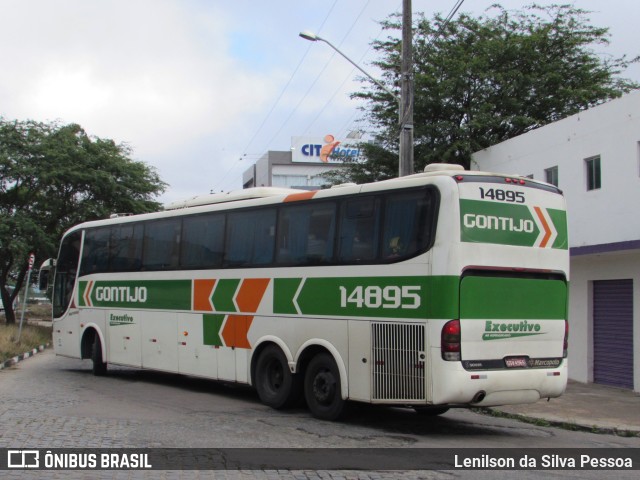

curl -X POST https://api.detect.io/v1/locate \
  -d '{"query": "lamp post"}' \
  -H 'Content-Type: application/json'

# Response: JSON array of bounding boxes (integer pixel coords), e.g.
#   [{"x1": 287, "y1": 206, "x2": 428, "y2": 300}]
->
[{"x1": 300, "y1": 28, "x2": 414, "y2": 177}]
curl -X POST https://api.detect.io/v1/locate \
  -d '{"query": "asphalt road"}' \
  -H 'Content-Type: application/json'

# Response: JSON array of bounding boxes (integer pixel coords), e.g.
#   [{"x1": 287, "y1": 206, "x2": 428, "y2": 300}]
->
[{"x1": 1, "y1": 350, "x2": 638, "y2": 479}]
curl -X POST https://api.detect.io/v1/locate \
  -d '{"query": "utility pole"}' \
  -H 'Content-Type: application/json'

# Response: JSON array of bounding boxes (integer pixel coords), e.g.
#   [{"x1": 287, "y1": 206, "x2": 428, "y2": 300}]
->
[
  {"x1": 399, "y1": 0, "x2": 414, "y2": 176},
  {"x1": 300, "y1": 0, "x2": 413, "y2": 177}
]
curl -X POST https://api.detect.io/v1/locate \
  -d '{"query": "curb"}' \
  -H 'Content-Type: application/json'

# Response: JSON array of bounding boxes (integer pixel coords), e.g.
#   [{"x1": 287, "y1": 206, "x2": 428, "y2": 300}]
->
[
  {"x1": 478, "y1": 407, "x2": 640, "y2": 438},
  {"x1": 0, "y1": 343, "x2": 51, "y2": 371}
]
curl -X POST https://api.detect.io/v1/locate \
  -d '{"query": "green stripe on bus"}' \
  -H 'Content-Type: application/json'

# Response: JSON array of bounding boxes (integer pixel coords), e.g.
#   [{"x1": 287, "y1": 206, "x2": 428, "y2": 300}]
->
[
  {"x1": 274, "y1": 276, "x2": 459, "y2": 320},
  {"x1": 548, "y1": 208, "x2": 568, "y2": 249},
  {"x1": 212, "y1": 279, "x2": 240, "y2": 312},
  {"x1": 273, "y1": 278, "x2": 303, "y2": 314},
  {"x1": 460, "y1": 199, "x2": 568, "y2": 249},
  {"x1": 460, "y1": 276, "x2": 567, "y2": 320},
  {"x1": 203, "y1": 314, "x2": 225, "y2": 346},
  {"x1": 82, "y1": 280, "x2": 191, "y2": 310}
]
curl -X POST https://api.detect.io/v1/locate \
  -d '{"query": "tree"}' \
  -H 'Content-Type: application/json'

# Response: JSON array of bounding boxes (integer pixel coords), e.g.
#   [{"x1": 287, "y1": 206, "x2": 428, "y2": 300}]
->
[
  {"x1": 332, "y1": 3, "x2": 639, "y2": 183},
  {"x1": 0, "y1": 119, "x2": 166, "y2": 323}
]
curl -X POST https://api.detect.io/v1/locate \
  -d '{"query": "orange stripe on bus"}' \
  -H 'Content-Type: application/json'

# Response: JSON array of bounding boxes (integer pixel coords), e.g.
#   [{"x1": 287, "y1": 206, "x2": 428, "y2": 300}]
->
[
  {"x1": 83, "y1": 280, "x2": 93, "y2": 307},
  {"x1": 221, "y1": 315, "x2": 253, "y2": 349},
  {"x1": 193, "y1": 279, "x2": 216, "y2": 311},
  {"x1": 284, "y1": 191, "x2": 317, "y2": 202},
  {"x1": 236, "y1": 278, "x2": 270, "y2": 313},
  {"x1": 534, "y1": 206, "x2": 552, "y2": 248}
]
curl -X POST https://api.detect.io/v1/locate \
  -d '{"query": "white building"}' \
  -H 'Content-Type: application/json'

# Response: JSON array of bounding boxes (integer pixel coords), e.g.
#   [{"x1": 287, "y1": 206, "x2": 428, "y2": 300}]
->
[
  {"x1": 472, "y1": 91, "x2": 640, "y2": 392},
  {"x1": 242, "y1": 150, "x2": 336, "y2": 190},
  {"x1": 243, "y1": 135, "x2": 359, "y2": 190}
]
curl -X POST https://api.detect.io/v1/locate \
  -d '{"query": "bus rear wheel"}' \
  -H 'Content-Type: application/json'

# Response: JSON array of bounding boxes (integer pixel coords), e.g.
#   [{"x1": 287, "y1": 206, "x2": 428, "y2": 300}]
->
[
  {"x1": 304, "y1": 353, "x2": 345, "y2": 421},
  {"x1": 255, "y1": 345, "x2": 300, "y2": 409},
  {"x1": 91, "y1": 335, "x2": 107, "y2": 376}
]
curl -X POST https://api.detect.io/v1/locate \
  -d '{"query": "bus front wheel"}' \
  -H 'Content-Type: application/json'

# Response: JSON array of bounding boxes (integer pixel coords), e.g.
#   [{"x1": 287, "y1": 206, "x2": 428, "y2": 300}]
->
[
  {"x1": 304, "y1": 353, "x2": 345, "y2": 421},
  {"x1": 91, "y1": 335, "x2": 107, "y2": 376},
  {"x1": 255, "y1": 345, "x2": 300, "y2": 409}
]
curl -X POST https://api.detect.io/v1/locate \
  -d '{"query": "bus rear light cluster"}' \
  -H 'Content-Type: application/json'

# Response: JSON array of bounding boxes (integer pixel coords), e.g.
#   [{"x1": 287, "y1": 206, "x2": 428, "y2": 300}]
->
[
  {"x1": 504, "y1": 177, "x2": 526, "y2": 185},
  {"x1": 441, "y1": 319, "x2": 461, "y2": 361},
  {"x1": 563, "y1": 320, "x2": 569, "y2": 358}
]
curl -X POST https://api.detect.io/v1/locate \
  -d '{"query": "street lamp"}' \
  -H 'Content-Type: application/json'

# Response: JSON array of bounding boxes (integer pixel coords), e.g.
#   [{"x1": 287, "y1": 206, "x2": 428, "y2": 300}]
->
[
  {"x1": 299, "y1": 31, "x2": 399, "y2": 104},
  {"x1": 299, "y1": 29, "x2": 414, "y2": 177}
]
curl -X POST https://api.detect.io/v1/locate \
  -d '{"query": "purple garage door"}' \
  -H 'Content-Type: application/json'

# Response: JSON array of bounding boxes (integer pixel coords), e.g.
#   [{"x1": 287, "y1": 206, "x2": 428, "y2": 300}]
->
[{"x1": 593, "y1": 279, "x2": 634, "y2": 389}]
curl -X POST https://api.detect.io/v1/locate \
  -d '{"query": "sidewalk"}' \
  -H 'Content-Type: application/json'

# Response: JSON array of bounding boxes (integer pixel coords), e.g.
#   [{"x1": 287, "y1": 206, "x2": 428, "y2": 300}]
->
[{"x1": 490, "y1": 380, "x2": 640, "y2": 436}]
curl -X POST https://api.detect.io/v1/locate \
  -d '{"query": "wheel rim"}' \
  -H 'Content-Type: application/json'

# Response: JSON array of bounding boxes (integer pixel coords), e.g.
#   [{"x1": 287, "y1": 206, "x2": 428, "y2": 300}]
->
[
  {"x1": 312, "y1": 369, "x2": 336, "y2": 405},
  {"x1": 266, "y1": 359, "x2": 284, "y2": 392}
]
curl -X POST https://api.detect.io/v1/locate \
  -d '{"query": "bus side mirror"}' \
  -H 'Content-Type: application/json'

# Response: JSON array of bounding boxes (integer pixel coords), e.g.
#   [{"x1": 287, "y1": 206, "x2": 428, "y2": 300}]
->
[{"x1": 38, "y1": 259, "x2": 55, "y2": 299}]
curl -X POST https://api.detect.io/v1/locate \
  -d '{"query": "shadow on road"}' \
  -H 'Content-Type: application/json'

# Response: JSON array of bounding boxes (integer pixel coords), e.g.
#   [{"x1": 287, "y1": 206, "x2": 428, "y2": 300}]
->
[{"x1": 63, "y1": 363, "x2": 532, "y2": 439}]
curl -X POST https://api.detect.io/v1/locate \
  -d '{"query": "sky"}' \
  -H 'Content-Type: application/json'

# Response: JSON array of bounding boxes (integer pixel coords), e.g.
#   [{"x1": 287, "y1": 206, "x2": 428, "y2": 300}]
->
[{"x1": 1, "y1": 0, "x2": 639, "y2": 205}]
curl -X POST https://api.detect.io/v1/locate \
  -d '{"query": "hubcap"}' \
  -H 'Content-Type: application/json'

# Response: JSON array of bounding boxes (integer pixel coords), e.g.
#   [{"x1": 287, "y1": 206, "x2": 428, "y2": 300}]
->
[
  {"x1": 312, "y1": 370, "x2": 336, "y2": 405},
  {"x1": 267, "y1": 360, "x2": 284, "y2": 391}
]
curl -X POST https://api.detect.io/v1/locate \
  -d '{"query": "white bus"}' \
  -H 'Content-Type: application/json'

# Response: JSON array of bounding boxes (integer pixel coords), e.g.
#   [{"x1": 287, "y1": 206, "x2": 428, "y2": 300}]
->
[{"x1": 49, "y1": 164, "x2": 569, "y2": 420}]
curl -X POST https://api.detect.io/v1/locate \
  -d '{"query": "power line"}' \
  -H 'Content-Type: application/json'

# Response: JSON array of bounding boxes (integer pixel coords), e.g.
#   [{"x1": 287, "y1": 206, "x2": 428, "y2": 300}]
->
[
  {"x1": 302, "y1": 1, "x2": 404, "y2": 137},
  {"x1": 238, "y1": 0, "x2": 340, "y2": 158},
  {"x1": 264, "y1": 0, "x2": 373, "y2": 148},
  {"x1": 210, "y1": 1, "x2": 341, "y2": 192}
]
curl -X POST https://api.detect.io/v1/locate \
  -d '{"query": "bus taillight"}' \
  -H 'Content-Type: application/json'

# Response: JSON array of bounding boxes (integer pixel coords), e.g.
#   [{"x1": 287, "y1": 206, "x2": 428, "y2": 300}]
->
[
  {"x1": 563, "y1": 320, "x2": 569, "y2": 358},
  {"x1": 441, "y1": 319, "x2": 461, "y2": 361}
]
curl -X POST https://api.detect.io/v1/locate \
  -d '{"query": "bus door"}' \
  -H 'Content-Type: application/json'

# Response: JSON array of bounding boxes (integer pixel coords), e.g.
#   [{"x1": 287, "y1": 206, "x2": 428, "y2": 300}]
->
[{"x1": 52, "y1": 231, "x2": 82, "y2": 358}]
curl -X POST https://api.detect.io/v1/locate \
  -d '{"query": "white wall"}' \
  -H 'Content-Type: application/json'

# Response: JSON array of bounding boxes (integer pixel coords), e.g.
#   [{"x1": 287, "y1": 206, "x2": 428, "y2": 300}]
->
[
  {"x1": 473, "y1": 91, "x2": 640, "y2": 248},
  {"x1": 473, "y1": 91, "x2": 640, "y2": 391}
]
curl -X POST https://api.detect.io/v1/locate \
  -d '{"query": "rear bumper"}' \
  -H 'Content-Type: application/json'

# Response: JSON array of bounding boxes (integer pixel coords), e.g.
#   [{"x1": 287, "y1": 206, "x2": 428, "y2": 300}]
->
[{"x1": 429, "y1": 353, "x2": 568, "y2": 407}]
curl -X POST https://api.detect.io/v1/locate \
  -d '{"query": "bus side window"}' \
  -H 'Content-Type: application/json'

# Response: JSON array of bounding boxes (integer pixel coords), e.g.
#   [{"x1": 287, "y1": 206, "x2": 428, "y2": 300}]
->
[
  {"x1": 111, "y1": 224, "x2": 143, "y2": 271},
  {"x1": 143, "y1": 219, "x2": 181, "y2": 270},
  {"x1": 80, "y1": 227, "x2": 110, "y2": 275},
  {"x1": 382, "y1": 189, "x2": 435, "y2": 259},
  {"x1": 338, "y1": 197, "x2": 380, "y2": 263},
  {"x1": 277, "y1": 202, "x2": 335, "y2": 265},
  {"x1": 181, "y1": 213, "x2": 225, "y2": 268},
  {"x1": 226, "y1": 208, "x2": 276, "y2": 267}
]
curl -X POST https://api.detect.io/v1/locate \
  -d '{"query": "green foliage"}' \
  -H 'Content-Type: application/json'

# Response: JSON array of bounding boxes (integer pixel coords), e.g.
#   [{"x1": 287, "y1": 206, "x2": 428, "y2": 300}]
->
[
  {"x1": 0, "y1": 119, "x2": 166, "y2": 322},
  {"x1": 338, "y1": 3, "x2": 639, "y2": 183}
]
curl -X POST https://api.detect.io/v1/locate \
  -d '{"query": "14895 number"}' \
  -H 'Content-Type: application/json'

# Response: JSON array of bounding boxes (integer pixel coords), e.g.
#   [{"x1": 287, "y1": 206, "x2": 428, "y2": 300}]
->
[
  {"x1": 479, "y1": 187, "x2": 525, "y2": 203},
  {"x1": 339, "y1": 285, "x2": 420, "y2": 310}
]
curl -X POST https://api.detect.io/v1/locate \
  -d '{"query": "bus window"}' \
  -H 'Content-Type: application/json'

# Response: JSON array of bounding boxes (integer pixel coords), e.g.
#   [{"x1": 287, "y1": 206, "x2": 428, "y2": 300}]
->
[
  {"x1": 338, "y1": 197, "x2": 380, "y2": 262},
  {"x1": 181, "y1": 213, "x2": 225, "y2": 268},
  {"x1": 111, "y1": 224, "x2": 143, "y2": 271},
  {"x1": 53, "y1": 230, "x2": 82, "y2": 318},
  {"x1": 80, "y1": 227, "x2": 110, "y2": 275},
  {"x1": 143, "y1": 219, "x2": 181, "y2": 270},
  {"x1": 277, "y1": 202, "x2": 335, "y2": 265},
  {"x1": 226, "y1": 208, "x2": 276, "y2": 267},
  {"x1": 382, "y1": 189, "x2": 436, "y2": 259}
]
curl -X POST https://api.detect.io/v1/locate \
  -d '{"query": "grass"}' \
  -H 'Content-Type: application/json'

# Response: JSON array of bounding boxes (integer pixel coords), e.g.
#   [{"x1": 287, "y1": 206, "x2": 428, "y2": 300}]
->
[{"x1": 0, "y1": 303, "x2": 52, "y2": 361}]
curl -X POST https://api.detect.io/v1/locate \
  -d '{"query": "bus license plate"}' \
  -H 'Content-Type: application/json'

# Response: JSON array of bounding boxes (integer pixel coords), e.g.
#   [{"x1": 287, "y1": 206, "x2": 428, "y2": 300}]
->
[{"x1": 505, "y1": 357, "x2": 528, "y2": 368}]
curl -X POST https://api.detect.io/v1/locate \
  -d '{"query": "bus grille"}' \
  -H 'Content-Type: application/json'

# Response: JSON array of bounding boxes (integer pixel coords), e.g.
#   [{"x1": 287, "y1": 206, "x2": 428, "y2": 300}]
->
[{"x1": 371, "y1": 322, "x2": 426, "y2": 401}]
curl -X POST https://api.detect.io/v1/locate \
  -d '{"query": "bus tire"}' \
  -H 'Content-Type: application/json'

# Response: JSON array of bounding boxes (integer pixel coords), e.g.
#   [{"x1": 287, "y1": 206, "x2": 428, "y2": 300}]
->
[
  {"x1": 304, "y1": 352, "x2": 345, "y2": 421},
  {"x1": 414, "y1": 406, "x2": 449, "y2": 416},
  {"x1": 255, "y1": 345, "x2": 300, "y2": 409},
  {"x1": 91, "y1": 335, "x2": 107, "y2": 376}
]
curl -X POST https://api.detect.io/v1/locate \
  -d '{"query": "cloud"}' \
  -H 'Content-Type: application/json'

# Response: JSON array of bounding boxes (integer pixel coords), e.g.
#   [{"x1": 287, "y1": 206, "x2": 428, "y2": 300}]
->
[{"x1": 2, "y1": 0, "x2": 638, "y2": 204}]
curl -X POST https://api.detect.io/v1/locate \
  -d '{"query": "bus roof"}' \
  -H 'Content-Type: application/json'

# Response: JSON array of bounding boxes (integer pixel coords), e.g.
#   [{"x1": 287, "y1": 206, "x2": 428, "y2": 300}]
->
[
  {"x1": 164, "y1": 187, "x2": 307, "y2": 210},
  {"x1": 63, "y1": 164, "x2": 560, "y2": 235}
]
